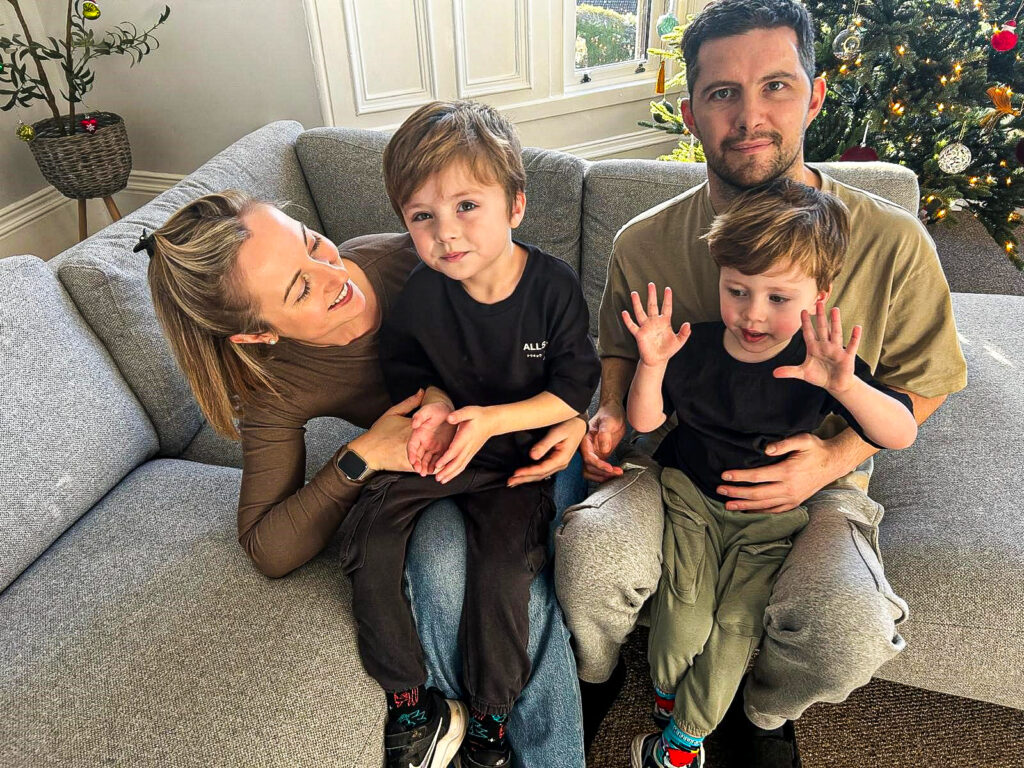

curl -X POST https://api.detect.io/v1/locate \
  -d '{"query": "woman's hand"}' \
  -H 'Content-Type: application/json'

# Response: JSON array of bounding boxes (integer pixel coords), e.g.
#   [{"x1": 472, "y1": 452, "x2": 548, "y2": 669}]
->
[
  {"x1": 409, "y1": 401, "x2": 457, "y2": 476},
  {"x1": 433, "y1": 406, "x2": 498, "y2": 484},
  {"x1": 346, "y1": 389, "x2": 424, "y2": 473},
  {"x1": 774, "y1": 302, "x2": 860, "y2": 395},
  {"x1": 621, "y1": 283, "x2": 691, "y2": 367},
  {"x1": 508, "y1": 414, "x2": 587, "y2": 487}
]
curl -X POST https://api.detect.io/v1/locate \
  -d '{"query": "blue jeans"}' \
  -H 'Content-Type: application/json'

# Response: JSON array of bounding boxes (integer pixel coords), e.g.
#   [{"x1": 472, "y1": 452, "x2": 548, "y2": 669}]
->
[{"x1": 403, "y1": 454, "x2": 587, "y2": 768}]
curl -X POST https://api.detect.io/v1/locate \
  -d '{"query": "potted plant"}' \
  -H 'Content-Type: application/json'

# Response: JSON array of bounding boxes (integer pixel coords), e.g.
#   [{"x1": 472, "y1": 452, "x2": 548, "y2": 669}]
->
[{"x1": 0, "y1": 0, "x2": 169, "y2": 236}]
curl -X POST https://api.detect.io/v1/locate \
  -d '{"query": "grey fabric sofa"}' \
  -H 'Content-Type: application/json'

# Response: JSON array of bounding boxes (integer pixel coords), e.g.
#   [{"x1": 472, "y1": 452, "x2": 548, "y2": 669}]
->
[{"x1": 2, "y1": 121, "x2": 1020, "y2": 767}]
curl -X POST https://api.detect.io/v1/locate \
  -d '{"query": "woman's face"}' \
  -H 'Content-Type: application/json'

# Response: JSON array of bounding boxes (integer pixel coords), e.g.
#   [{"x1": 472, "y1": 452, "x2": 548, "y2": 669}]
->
[{"x1": 231, "y1": 205, "x2": 373, "y2": 346}]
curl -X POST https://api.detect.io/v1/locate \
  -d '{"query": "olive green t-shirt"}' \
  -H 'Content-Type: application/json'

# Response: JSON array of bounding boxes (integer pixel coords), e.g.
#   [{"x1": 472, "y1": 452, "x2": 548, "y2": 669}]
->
[
  {"x1": 236, "y1": 232, "x2": 419, "y2": 577},
  {"x1": 598, "y1": 171, "x2": 967, "y2": 402}
]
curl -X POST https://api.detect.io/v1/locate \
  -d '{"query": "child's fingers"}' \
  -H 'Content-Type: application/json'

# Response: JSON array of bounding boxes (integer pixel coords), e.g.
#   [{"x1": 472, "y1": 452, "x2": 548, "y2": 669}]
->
[
  {"x1": 799, "y1": 309, "x2": 816, "y2": 345},
  {"x1": 646, "y1": 282, "x2": 660, "y2": 319},
  {"x1": 830, "y1": 306, "x2": 843, "y2": 343},
  {"x1": 411, "y1": 410, "x2": 428, "y2": 429},
  {"x1": 814, "y1": 300, "x2": 828, "y2": 342},
  {"x1": 630, "y1": 290, "x2": 648, "y2": 324},
  {"x1": 773, "y1": 364, "x2": 804, "y2": 380},
  {"x1": 621, "y1": 309, "x2": 640, "y2": 336},
  {"x1": 676, "y1": 321, "x2": 691, "y2": 345},
  {"x1": 847, "y1": 324, "x2": 862, "y2": 357},
  {"x1": 661, "y1": 286, "x2": 673, "y2": 318},
  {"x1": 446, "y1": 408, "x2": 471, "y2": 424}
]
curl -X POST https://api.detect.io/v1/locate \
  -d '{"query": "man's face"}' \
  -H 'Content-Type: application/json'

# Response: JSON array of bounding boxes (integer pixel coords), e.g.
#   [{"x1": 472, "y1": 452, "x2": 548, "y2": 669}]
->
[{"x1": 681, "y1": 27, "x2": 825, "y2": 192}]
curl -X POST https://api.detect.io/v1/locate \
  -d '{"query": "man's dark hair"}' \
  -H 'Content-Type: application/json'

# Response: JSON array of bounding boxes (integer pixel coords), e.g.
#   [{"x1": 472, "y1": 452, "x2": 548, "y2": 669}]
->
[{"x1": 682, "y1": 0, "x2": 816, "y2": 94}]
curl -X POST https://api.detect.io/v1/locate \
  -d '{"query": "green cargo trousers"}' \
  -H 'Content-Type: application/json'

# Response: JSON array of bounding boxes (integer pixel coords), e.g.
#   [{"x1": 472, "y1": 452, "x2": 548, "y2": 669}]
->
[{"x1": 648, "y1": 468, "x2": 809, "y2": 738}]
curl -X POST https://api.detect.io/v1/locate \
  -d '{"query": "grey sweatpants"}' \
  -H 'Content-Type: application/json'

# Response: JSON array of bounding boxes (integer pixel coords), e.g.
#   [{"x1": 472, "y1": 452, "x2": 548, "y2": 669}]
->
[
  {"x1": 555, "y1": 450, "x2": 909, "y2": 730},
  {"x1": 650, "y1": 468, "x2": 807, "y2": 738}
]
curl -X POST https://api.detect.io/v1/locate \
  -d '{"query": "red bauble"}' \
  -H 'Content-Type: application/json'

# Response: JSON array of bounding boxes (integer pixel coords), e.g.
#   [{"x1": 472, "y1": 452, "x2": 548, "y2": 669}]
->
[
  {"x1": 80, "y1": 116, "x2": 98, "y2": 134},
  {"x1": 991, "y1": 20, "x2": 1019, "y2": 52},
  {"x1": 840, "y1": 144, "x2": 879, "y2": 161}
]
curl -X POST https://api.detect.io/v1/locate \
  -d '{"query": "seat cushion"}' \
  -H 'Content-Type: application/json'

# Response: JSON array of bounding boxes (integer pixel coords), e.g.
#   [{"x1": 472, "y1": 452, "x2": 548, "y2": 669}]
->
[
  {"x1": 0, "y1": 256, "x2": 157, "y2": 592},
  {"x1": 295, "y1": 127, "x2": 587, "y2": 272},
  {"x1": 54, "y1": 121, "x2": 319, "y2": 458},
  {"x1": 872, "y1": 292, "x2": 1024, "y2": 709},
  {"x1": 0, "y1": 458, "x2": 385, "y2": 767}
]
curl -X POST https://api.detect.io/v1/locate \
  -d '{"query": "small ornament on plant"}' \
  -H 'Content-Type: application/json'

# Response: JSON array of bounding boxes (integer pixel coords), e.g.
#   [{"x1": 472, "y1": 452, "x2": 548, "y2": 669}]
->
[
  {"x1": 840, "y1": 121, "x2": 879, "y2": 161},
  {"x1": 16, "y1": 120, "x2": 34, "y2": 142},
  {"x1": 991, "y1": 1, "x2": 1024, "y2": 51},
  {"x1": 83, "y1": 2, "x2": 101, "y2": 21},
  {"x1": 833, "y1": 0, "x2": 864, "y2": 61},
  {"x1": 80, "y1": 115, "x2": 99, "y2": 134},
  {"x1": 653, "y1": 13, "x2": 679, "y2": 96},
  {"x1": 937, "y1": 124, "x2": 972, "y2": 174},
  {"x1": 980, "y1": 85, "x2": 1020, "y2": 132}
]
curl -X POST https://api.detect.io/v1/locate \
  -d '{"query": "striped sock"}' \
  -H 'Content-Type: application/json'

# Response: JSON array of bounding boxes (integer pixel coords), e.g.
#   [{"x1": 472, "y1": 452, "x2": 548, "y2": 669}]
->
[{"x1": 657, "y1": 719, "x2": 704, "y2": 767}]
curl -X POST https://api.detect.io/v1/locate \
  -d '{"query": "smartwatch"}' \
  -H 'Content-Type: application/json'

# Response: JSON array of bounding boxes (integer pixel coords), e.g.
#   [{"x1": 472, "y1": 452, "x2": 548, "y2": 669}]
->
[{"x1": 337, "y1": 446, "x2": 375, "y2": 482}]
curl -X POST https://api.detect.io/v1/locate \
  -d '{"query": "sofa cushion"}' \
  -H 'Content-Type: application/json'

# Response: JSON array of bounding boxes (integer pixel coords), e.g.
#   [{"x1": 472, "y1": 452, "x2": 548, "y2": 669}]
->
[
  {"x1": 0, "y1": 458, "x2": 385, "y2": 767},
  {"x1": 295, "y1": 127, "x2": 587, "y2": 272},
  {"x1": 0, "y1": 256, "x2": 157, "y2": 593},
  {"x1": 872, "y1": 292, "x2": 1023, "y2": 709},
  {"x1": 580, "y1": 160, "x2": 920, "y2": 336},
  {"x1": 54, "y1": 121, "x2": 319, "y2": 458}
]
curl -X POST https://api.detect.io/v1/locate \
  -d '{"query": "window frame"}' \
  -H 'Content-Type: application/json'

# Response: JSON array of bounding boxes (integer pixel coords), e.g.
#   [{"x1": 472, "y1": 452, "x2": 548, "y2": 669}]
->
[{"x1": 564, "y1": 0, "x2": 670, "y2": 90}]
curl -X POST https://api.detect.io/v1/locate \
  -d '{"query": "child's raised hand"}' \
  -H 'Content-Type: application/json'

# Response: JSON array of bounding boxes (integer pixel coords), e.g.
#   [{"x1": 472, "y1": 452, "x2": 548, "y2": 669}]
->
[
  {"x1": 433, "y1": 406, "x2": 496, "y2": 484},
  {"x1": 408, "y1": 401, "x2": 457, "y2": 476},
  {"x1": 773, "y1": 301, "x2": 860, "y2": 394},
  {"x1": 621, "y1": 283, "x2": 691, "y2": 367}
]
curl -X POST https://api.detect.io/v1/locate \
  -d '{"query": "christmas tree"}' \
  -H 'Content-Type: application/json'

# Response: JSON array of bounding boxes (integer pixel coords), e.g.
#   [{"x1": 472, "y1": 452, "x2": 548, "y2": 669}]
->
[{"x1": 644, "y1": 1, "x2": 1024, "y2": 268}]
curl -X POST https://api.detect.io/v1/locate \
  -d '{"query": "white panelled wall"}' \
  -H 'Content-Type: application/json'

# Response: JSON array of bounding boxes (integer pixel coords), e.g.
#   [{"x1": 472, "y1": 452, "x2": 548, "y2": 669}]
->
[{"x1": 2, "y1": 0, "x2": 704, "y2": 258}]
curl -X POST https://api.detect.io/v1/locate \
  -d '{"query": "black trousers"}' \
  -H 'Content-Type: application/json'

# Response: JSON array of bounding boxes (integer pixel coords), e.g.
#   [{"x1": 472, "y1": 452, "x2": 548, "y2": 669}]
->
[{"x1": 341, "y1": 468, "x2": 556, "y2": 715}]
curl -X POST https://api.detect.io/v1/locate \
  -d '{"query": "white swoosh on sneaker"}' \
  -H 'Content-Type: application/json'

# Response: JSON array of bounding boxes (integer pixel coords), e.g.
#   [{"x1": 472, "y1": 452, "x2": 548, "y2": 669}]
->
[{"x1": 407, "y1": 719, "x2": 443, "y2": 768}]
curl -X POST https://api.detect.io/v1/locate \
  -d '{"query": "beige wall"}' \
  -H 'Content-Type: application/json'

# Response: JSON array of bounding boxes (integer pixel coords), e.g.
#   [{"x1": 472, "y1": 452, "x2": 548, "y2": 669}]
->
[{"x1": 0, "y1": 0, "x2": 324, "y2": 209}]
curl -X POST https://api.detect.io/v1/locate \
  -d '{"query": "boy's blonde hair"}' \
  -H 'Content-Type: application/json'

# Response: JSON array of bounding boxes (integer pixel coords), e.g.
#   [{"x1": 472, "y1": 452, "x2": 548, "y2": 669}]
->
[
  {"x1": 382, "y1": 100, "x2": 526, "y2": 221},
  {"x1": 704, "y1": 179, "x2": 850, "y2": 291}
]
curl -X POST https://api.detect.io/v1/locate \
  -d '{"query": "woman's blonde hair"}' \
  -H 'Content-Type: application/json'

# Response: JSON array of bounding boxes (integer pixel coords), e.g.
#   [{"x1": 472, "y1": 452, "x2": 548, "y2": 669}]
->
[{"x1": 147, "y1": 190, "x2": 281, "y2": 440}]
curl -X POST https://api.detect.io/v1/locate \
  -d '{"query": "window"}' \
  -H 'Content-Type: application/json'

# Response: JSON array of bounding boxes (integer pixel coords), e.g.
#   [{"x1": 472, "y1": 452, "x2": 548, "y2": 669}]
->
[{"x1": 570, "y1": 0, "x2": 663, "y2": 86}]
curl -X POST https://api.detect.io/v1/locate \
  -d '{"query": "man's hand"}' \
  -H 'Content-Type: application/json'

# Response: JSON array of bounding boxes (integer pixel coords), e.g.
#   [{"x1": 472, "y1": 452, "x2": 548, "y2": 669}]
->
[
  {"x1": 434, "y1": 406, "x2": 498, "y2": 484},
  {"x1": 508, "y1": 415, "x2": 587, "y2": 487},
  {"x1": 408, "y1": 400, "x2": 456, "y2": 476},
  {"x1": 716, "y1": 432, "x2": 842, "y2": 514},
  {"x1": 581, "y1": 403, "x2": 627, "y2": 482}
]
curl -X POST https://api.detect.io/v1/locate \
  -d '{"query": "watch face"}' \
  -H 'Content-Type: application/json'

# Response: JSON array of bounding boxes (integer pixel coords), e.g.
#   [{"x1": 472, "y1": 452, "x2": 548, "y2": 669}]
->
[{"x1": 338, "y1": 450, "x2": 368, "y2": 480}]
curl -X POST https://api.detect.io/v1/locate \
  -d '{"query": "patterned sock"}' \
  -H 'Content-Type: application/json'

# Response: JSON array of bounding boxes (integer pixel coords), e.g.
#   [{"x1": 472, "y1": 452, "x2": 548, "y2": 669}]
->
[
  {"x1": 657, "y1": 719, "x2": 704, "y2": 767},
  {"x1": 385, "y1": 685, "x2": 433, "y2": 733},
  {"x1": 467, "y1": 709, "x2": 509, "y2": 750},
  {"x1": 654, "y1": 686, "x2": 676, "y2": 721}
]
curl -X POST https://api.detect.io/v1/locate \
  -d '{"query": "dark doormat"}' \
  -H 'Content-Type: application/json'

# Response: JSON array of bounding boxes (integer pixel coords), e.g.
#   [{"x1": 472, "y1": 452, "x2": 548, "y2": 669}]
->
[{"x1": 587, "y1": 628, "x2": 1024, "y2": 768}]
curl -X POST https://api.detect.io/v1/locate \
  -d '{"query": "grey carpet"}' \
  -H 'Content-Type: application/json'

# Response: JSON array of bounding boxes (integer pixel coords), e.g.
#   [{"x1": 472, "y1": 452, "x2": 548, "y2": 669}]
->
[
  {"x1": 928, "y1": 217, "x2": 1024, "y2": 296},
  {"x1": 587, "y1": 628, "x2": 1024, "y2": 768}
]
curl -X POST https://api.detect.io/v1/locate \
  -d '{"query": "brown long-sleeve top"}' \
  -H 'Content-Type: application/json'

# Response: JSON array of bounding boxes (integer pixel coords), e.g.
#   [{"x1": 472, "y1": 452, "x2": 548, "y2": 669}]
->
[{"x1": 236, "y1": 233, "x2": 419, "y2": 578}]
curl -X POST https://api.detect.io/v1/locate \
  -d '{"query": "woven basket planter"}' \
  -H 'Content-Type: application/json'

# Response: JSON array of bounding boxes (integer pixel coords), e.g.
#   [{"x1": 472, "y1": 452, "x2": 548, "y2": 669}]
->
[{"x1": 28, "y1": 111, "x2": 132, "y2": 200}]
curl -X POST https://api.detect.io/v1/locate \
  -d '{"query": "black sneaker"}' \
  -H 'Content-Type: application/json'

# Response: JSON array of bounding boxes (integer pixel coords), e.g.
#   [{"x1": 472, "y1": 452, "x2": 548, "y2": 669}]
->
[
  {"x1": 385, "y1": 688, "x2": 467, "y2": 768},
  {"x1": 580, "y1": 655, "x2": 627, "y2": 753},
  {"x1": 630, "y1": 732, "x2": 704, "y2": 768},
  {"x1": 721, "y1": 678, "x2": 801, "y2": 768},
  {"x1": 456, "y1": 741, "x2": 514, "y2": 767}
]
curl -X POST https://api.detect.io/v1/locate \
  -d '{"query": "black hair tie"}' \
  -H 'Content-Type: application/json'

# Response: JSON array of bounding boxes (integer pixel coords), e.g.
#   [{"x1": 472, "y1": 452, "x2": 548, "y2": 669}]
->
[{"x1": 133, "y1": 228, "x2": 156, "y2": 257}]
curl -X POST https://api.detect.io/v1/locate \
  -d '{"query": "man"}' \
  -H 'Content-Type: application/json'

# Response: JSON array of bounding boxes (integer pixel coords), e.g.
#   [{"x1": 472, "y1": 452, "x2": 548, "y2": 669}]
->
[{"x1": 555, "y1": 2, "x2": 967, "y2": 766}]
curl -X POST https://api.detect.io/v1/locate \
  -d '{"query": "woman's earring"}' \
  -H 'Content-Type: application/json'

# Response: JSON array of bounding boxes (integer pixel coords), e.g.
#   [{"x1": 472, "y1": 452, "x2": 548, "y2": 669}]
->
[{"x1": 268, "y1": 338, "x2": 278, "y2": 345}]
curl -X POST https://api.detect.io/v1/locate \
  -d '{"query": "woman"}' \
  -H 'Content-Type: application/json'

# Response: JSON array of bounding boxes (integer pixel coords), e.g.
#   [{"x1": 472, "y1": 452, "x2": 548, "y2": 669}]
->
[{"x1": 145, "y1": 190, "x2": 587, "y2": 767}]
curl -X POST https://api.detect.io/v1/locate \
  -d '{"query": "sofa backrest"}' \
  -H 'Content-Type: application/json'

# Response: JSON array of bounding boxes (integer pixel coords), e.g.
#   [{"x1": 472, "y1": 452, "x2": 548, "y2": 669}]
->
[
  {"x1": 51, "y1": 121, "x2": 320, "y2": 458},
  {"x1": 0, "y1": 256, "x2": 158, "y2": 592},
  {"x1": 295, "y1": 127, "x2": 588, "y2": 274},
  {"x1": 579, "y1": 160, "x2": 921, "y2": 335}
]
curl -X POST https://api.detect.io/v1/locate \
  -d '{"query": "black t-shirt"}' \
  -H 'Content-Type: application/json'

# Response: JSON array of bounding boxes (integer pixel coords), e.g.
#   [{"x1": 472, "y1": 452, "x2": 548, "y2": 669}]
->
[
  {"x1": 381, "y1": 242, "x2": 600, "y2": 470},
  {"x1": 653, "y1": 321, "x2": 914, "y2": 502}
]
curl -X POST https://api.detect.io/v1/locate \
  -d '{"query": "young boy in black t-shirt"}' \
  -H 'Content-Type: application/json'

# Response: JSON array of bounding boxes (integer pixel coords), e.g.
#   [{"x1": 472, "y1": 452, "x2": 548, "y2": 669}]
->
[
  {"x1": 343, "y1": 100, "x2": 599, "y2": 768},
  {"x1": 624, "y1": 180, "x2": 918, "y2": 768}
]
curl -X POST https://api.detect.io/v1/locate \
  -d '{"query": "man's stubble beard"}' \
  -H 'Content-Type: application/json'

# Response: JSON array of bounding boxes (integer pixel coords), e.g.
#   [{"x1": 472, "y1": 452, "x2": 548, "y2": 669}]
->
[{"x1": 702, "y1": 127, "x2": 808, "y2": 207}]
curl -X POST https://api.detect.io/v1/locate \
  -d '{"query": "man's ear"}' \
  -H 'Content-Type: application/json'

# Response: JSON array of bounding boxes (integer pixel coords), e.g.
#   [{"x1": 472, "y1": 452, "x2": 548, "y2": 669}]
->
[
  {"x1": 230, "y1": 331, "x2": 277, "y2": 345},
  {"x1": 510, "y1": 190, "x2": 527, "y2": 229},
  {"x1": 680, "y1": 98, "x2": 701, "y2": 141},
  {"x1": 806, "y1": 75, "x2": 827, "y2": 126}
]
